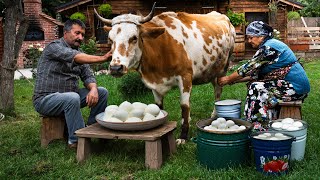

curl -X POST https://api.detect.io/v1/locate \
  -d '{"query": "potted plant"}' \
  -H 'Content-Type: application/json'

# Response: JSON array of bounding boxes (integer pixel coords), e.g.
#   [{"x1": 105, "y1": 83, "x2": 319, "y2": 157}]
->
[
  {"x1": 98, "y1": 3, "x2": 112, "y2": 18},
  {"x1": 226, "y1": 10, "x2": 247, "y2": 33},
  {"x1": 70, "y1": 12, "x2": 86, "y2": 22}
]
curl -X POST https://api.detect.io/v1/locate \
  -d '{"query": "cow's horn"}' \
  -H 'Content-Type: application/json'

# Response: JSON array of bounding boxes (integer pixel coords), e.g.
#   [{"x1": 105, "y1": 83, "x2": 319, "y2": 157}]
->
[
  {"x1": 139, "y1": 2, "x2": 156, "y2": 24},
  {"x1": 94, "y1": 8, "x2": 112, "y2": 26}
]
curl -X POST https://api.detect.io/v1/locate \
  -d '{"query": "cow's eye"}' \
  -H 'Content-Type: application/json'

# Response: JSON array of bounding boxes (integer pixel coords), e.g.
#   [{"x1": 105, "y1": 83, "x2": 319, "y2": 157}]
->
[{"x1": 130, "y1": 36, "x2": 138, "y2": 43}]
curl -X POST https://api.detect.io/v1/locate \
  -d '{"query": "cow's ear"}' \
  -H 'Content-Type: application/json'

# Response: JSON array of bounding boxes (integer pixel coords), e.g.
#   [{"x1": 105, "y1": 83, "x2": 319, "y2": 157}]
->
[
  {"x1": 103, "y1": 26, "x2": 112, "y2": 32},
  {"x1": 141, "y1": 27, "x2": 165, "y2": 39}
]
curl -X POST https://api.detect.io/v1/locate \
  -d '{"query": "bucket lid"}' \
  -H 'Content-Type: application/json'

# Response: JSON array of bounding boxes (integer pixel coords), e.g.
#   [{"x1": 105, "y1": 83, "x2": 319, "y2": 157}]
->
[{"x1": 215, "y1": 99, "x2": 241, "y2": 106}]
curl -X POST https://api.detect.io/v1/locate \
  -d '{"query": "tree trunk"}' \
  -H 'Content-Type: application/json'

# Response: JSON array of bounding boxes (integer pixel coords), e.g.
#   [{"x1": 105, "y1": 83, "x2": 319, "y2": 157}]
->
[{"x1": 0, "y1": 0, "x2": 27, "y2": 115}]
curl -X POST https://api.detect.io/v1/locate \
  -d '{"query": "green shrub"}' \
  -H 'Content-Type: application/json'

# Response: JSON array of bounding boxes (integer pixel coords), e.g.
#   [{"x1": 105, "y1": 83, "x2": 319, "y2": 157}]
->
[
  {"x1": 80, "y1": 37, "x2": 99, "y2": 55},
  {"x1": 118, "y1": 71, "x2": 151, "y2": 98},
  {"x1": 287, "y1": 11, "x2": 300, "y2": 20},
  {"x1": 70, "y1": 12, "x2": 86, "y2": 22},
  {"x1": 98, "y1": 4, "x2": 112, "y2": 17},
  {"x1": 226, "y1": 10, "x2": 247, "y2": 27}
]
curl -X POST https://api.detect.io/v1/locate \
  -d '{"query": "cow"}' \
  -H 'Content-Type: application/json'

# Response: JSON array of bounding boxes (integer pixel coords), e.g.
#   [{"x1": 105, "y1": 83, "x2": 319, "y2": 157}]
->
[{"x1": 94, "y1": 3, "x2": 235, "y2": 144}]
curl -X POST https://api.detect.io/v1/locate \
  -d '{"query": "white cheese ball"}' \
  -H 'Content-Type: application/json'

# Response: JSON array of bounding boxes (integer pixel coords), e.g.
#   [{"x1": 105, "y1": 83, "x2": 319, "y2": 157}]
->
[
  {"x1": 281, "y1": 123, "x2": 291, "y2": 130},
  {"x1": 264, "y1": 133, "x2": 272, "y2": 137},
  {"x1": 106, "y1": 117, "x2": 123, "y2": 123},
  {"x1": 282, "y1": 118, "x2": 294, "y2": 124},
  {"x1": 156, "y1": 111, "x2": 165, "y2": 119},
  {"x1": 129, "y1": 108, "x2": 145, "y2": 119},
  {"x1": 104, "y1": 108, "x2": 118, "y2": 120},
  {"x1": 132, "y1": 102, "x2": 148, "y2": 110},
  {"x1": 105, "y1": 105, "x2": 118, "y2": 111},
  {"x1": 218, "y1": 123, "x2": 227, "y2": 129},
  {"x1": 143, "y1": 113, "x2": 156, "y2": 121},
  {"x1": 145, "y1": 104, "x2": 160, "y2": 116},
  {"x1": 229, "y1": 125, "x2": 240, "y2": 130},
  {"x1": 226, "y1": 120, "x2": 235, "y2": 127},
  {"x1": 112, "y1": 109, "x2": 129, "y2": 122},
  {"x1": 272, "y1": 122, "x2": 283, "y2": 129},
  {"x1": 126, "y1": 117, "x2": 142, "y2": 122},
  {"x1": 216, "y1": 117, "x2": 226, "y2": 123},
  {"x1": 211, "y1": 120, "x2": 220, "y2": 127},
  {"x1": 293, "y1": 121, "x2": 303, "y2": 128},
  {"x1": 119, "y1": 101, "x2": 133, "y2": 112}
]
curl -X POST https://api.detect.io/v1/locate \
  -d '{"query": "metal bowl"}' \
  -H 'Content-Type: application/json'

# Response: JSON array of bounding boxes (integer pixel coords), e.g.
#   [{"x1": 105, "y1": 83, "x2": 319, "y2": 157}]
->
[{"x1": 95, "y1": 110, "x2": 168, "y2": 131}]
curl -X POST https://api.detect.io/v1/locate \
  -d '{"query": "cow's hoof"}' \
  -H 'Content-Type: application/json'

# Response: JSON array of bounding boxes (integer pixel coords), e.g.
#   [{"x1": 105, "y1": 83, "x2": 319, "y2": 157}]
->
[{"x1": 176, "y1": 138, "x2": 186, "y2": 145}]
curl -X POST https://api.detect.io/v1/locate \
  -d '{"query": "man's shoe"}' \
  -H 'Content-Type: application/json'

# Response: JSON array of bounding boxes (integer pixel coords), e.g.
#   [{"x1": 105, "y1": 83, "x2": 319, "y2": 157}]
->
[{"x1": 67, "y1": 143, "x2": 78, "y2": 150}]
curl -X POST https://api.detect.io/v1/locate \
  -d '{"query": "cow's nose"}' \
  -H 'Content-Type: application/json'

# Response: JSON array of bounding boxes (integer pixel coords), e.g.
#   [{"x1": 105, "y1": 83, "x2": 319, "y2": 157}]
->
[{"x1": 109, "y1": 65, "x2": 124, "y2": 77}]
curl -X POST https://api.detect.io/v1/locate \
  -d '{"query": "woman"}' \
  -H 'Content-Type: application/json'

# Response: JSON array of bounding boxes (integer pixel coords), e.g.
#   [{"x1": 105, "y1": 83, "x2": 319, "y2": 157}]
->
[{"x1": 218, "y1": 21, "x2": 310, "y2": 131}]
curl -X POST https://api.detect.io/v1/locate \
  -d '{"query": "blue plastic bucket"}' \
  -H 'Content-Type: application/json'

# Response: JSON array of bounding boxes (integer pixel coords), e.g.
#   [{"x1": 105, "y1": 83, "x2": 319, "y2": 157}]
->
[
  {"x1": 215, "y1": 99, "x2": 241, "y2": 119},
  {"x1": 251, "y1": 131, "x2": 294, "y2": 176}
]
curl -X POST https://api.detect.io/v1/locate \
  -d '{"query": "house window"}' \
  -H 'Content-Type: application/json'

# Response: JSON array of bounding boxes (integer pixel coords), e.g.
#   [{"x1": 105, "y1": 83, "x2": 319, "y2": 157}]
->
[{"x1": 95, "y1": 14, "x2": 119, "y2": 44}]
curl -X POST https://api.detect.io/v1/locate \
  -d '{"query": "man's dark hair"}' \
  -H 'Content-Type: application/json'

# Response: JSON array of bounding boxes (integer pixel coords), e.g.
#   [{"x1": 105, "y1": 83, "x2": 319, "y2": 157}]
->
[{"x1": 63, "y1": 19, "x2": 86, "y2": 32}]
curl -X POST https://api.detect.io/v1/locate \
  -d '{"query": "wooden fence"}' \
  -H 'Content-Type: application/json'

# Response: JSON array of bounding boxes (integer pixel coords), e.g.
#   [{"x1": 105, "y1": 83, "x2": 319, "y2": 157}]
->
[{"x1": 287, "y1": 17, "x2": 320, "y2": 58}]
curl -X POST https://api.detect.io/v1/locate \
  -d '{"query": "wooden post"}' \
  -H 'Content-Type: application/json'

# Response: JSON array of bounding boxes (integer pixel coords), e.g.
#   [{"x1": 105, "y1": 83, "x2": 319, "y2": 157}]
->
[
  {"x1": 76, "y1": 137, "x2": 91, "y2": 163},
  {"x1": 145, "y1": 139, "x2": 162, "y2": 169}
]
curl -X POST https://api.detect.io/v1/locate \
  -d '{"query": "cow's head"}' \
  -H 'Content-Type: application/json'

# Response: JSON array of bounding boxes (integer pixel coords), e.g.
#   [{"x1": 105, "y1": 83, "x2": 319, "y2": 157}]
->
[{"x1": 94, "y1": 3, "x2": 165, "y2": 77}]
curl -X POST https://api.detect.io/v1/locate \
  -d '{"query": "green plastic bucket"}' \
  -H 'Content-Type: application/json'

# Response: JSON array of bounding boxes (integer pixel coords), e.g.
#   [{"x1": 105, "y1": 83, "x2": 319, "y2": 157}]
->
[{"x1": 193, "y1": 118, "x2": 253, "y2": 169}]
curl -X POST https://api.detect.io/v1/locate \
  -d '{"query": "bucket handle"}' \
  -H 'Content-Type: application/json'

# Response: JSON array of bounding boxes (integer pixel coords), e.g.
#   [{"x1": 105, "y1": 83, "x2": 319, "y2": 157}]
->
[{"x1": 191, "y1": 137, "x2": 197, "y2": 143}]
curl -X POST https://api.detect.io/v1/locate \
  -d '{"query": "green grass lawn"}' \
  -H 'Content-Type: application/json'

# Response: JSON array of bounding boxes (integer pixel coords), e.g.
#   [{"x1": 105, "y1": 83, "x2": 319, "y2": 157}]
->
[{"x1": 0, "y1": 60, "x2": 319, "y2": 179}]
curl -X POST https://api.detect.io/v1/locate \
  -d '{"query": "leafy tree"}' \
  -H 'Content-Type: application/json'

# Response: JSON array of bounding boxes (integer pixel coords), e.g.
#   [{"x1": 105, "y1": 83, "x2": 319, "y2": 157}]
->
[{"x1": 299, "y1": 0, "x2": 320, "y2": 17}]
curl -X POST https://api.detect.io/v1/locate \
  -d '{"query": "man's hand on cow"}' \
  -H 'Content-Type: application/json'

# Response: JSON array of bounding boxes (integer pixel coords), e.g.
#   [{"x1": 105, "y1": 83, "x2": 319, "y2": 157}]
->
[
  {"x1": 103, "y1": 50, "x2": 113, "y2": 61},
  {"x1": 86, "y1": 88, "x2": 99, "y2": 107}
]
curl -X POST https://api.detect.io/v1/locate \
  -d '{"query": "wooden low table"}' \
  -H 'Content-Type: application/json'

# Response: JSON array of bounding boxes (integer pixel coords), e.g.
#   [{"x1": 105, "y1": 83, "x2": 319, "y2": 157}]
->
[{"x1": 75, "y1": 121, "x2": 177, "y2": 169}]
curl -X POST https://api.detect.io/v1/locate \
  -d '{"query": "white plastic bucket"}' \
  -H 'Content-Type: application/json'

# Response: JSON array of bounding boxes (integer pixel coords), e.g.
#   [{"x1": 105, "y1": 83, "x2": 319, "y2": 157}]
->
[{"x1": 215, "y1": 99, "x2": 241, "y2": 119}]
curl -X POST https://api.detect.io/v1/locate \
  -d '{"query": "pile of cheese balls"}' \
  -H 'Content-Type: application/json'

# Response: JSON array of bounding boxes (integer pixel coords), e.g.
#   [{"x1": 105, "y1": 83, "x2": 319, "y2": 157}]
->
[
  {"x1": 204, "y1": 117, "x2": 246, "y2": 132},
  {"x1": 253, "y1": 132, "x2": 291, "y2": 140},
  {"x1": 271, "y1": 118, "x2": 304, "y2": 131},
  {"x1": 102, "y1": 101, "x2": 165, "y2": 123}
]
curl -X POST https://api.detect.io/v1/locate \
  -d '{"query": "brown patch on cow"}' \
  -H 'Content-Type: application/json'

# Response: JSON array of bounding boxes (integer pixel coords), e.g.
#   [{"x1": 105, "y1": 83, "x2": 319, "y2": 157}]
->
[
  {"x1": 158, "y1": 14, "x2": 176, "y2": 29},
  {"x1": 117, "y1": 27, "x2": 121, "y2": 34},
  {"x1": 118, "y1": 43, "x2": 126, "y2": 56},
  {"x1": 210, "y1": 55, "x2": 216, "y2": 62},
  {"x1": 203, "y1": 45, "x2": 211, "y2": 54},
  {"x1": 194, "y1": 61, "x2": 197, "y2": 66},
  {"x1": 177, "y1": 12, "x2": 193, "y2": 29},
  {"x1": 202, "y1": 58, "x2": 207, "y2": 66},
  {"x1": 182, "y1": 26, "x2": 188, "y2": 38},
  {"x1": 194, "y1": 33, "x2": 197, "y2": 39}
]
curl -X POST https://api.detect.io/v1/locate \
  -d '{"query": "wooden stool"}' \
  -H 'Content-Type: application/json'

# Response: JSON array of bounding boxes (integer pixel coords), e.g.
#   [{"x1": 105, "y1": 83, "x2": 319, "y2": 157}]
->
[
  {"x1": 278, "y1": 100, "x2": 302, "y2": 120},
  {"x1": 75, "y1": 121, "x2": 177, "y2": 169},
  {"x1": 40, "y1": 115, "x2": 67, "y2": 148}
]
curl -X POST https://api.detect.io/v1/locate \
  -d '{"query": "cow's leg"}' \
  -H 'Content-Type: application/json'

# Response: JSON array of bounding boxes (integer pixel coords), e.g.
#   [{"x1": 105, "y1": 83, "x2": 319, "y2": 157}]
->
[
  {"x1": 176, "y1": 76, "x2": 192, "y2": 145},
  {"x1": 152, "y1": 90, "x2": 164, "y2": 110},
  {"x1": 211, "y1": 77, "x2": 225, "y2": 118}
]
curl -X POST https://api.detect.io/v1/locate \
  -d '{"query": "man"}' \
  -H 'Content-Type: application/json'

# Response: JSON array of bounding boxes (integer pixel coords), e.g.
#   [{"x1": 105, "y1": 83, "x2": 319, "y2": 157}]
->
[{"x1": 33, "y1": 19, "x2": 112, "y2": 149}]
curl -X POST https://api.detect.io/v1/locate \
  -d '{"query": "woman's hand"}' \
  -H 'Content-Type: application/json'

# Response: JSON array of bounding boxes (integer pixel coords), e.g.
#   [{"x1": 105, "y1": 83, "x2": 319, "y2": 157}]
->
[{"x1": 218, "y1": 76, "x2": 230, "y2": 86}]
